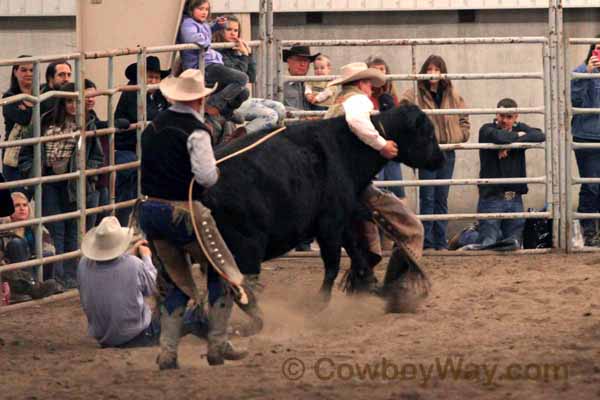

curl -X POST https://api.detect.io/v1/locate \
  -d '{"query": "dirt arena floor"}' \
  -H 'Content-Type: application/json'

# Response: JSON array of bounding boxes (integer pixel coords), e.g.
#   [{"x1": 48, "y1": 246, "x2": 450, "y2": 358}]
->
[{"x1": 1, "y1": 252, "x2": 600, "y2": 399}]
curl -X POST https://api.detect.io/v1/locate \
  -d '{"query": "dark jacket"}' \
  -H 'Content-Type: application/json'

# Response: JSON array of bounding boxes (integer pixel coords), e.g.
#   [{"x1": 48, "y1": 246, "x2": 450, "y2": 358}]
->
[
  {"x1": 2, "y1": 89, "x2": 33, "y2": 140},
  {"x1": 478, "y1": 121, "x2": 545, "y2": 199},
  {"x1": 18, "y1": 116, "x2": 105, "y2": 204},
  {"x1": 114, "y1": 86, "x2": 169, "y2": 152},
  {"x1": 87, "y1": 111, "x2": 109, "y2": 189},
  {"x1": 218, "y1": 48, "x2": 256, "y2": 83},
  {"x1": 571, "y1": 63, "x2": 600, "y2": 141},
  {"x1": 40, "y1": 83, "x2": 59, "y2": 117}
]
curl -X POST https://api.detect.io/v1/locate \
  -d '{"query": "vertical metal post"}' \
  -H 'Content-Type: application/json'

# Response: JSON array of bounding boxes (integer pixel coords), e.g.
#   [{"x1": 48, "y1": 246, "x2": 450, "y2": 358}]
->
[
  {"x1": 555, "y1": 0, "x2": 568, "y2": 251},
  {"x1": 136, "y1": 51, "x2": 147, "y2": 200},
  {"x1": 198, "y1": 47, "x2": 205, "y2": 114},
  {"x1": 258, "y1": 0, "x2": 267, "y2": 99},
  {"x1": 107, "y1": 56, "x2": 116, "y2": 214},
  {"x1": 410, "y1": 43, "x2": 420, "y2": 215},
  {"x1": 32, "y1": 61, "x2": 43, "y2": 282},
  {"x1": 543, "y1": 43, "x2": 559, "y2": 249},
  {"x1": 75, "y1": 55, "x2": 87, "y2": 242},
  {"x1": 275, "y1": 39, "x2": 283, "y2": 103},
  {"x1": 266, "y1": 0, "x2": 274, "y2": 99}
]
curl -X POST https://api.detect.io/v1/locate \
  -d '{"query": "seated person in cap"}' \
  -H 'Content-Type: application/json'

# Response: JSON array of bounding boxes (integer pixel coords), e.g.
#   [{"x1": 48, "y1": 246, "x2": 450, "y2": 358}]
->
[
  {"x1": 113, "y1": 56, "x2": 170, "y2": 226},
  {"x1": 449, "y1": 98, "x2": 545, "y2": 251},
  {"x1": 77, "y1": 216, "x2": 207, "y2": 348},
  {"x1": 139, "y1": 69, "x2": 257, "y2": 368},
  {"x1": 0, "y1": 192, "x2": 62, "y2": 303},
  {"x1": 324, "y1": 62, "x2": 425, "y2": 290}
]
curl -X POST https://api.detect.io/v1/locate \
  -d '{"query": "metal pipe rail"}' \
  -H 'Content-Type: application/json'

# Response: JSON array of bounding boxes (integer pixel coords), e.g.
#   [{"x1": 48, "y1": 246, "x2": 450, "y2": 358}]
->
[
  {"x1": 284, "y1": 72, "x2": 544, "y2": 83},
  {"x1": 281, "y1": 37, "x2": 548, "y2": 47},
  {"x1": 374, "y1": 176, "x2": 546, "y2": 187},
  {"x1": 0, "y1": 250, "x2": 82, "y2": 274},
  {"x1": 419, "y1": 211, "x2": 550, "y2": 222},
  {"x1": 287, "y1": 107, "x2": 545, "y2": 118}
]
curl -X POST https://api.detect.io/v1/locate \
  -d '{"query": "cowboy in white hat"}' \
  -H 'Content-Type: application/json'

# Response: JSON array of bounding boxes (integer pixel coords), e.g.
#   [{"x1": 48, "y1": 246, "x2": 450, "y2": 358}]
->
[
  {"x1": 77, "y1": 216, "x2": 157, "y2": 347},
  {"x1": 324, "y1": 62, "x2": 426, "y2": 293},
  {"x1": 138, "y1": 69, "x2": 251, "y2": 368},
  {"x1": 78, "y1": 216, "x2": 208, "y2": 349}
]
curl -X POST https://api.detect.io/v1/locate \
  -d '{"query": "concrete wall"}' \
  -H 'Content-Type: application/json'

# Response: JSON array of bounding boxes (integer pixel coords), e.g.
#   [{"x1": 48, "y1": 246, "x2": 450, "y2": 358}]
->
[{"x1": 266, "y1": 8, "x2": 600, "y2": 226}]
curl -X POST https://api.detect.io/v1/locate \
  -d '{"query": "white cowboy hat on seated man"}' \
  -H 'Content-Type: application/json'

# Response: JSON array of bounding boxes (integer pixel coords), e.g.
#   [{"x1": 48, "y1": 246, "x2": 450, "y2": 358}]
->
[
  {"x1": 81, "y1": 216, "x2": 134, "y2": 261},
  {"x1": 327, "y1": 62, "x2": 386, "y2": 88},
  {"x1": 159, "y1": 68, "x2": 217, "y2": 102}
]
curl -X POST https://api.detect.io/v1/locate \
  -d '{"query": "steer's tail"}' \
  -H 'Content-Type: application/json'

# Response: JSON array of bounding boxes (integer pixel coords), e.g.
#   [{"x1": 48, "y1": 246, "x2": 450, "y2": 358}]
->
[{"x1": 382, "y1": 248, "x2": 430, "y2": 313}]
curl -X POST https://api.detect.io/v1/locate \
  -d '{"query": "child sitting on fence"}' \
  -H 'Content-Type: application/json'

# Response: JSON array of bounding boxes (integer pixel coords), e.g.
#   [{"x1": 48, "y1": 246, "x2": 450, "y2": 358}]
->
[{"x1": 178, "y1": 0, "x2": 249, "y2": 121}]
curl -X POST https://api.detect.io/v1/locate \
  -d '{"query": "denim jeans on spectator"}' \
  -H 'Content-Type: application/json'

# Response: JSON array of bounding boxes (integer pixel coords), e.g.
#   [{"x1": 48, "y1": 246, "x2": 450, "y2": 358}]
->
[
  {"x1": 574, "y1": 144, "x2": 600, "y2": 237},
  {"x1": 205, "y1": 63, "x2": 249, "y2": 115},
  {"x1": 418, "y1": 150, "x2": 456, "y2": 249},
  {"x1": 42, "y1": 181, "x2": 78, "y2": 281},
  {"x1": 235, "y1": 98, "x2": 286, "y2": 135},
  {"x1": 377, "y1": 161, "x2": 405, "y2": 199},
  {"x1": 473, "y1": 196, "x2": 525, "y2": 247},
  {"x1": 3, "y1": 165, "x2": 30, "y2": 197},
  {"x1": 86, "y1": 187, "x2": 109, "y2": 230},
  {"x1": 115, "y1": 150, "x2": 137, "y2": 227}
]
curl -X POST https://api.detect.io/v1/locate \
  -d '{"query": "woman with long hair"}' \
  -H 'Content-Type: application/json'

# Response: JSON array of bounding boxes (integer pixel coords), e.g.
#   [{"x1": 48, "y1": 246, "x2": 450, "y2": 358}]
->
[
  {"x1": 18, "y1": 81, "x2": 104, "y2": 287},
  {"x1": 2, "y1": 56, "x2": 34, "y2": 188},
  {"x1": 400, "y1": 54, "x2": 470, "y2": 250},
  {"x1": 212, "y1": 15, "x2": 285, "y2": 140}
]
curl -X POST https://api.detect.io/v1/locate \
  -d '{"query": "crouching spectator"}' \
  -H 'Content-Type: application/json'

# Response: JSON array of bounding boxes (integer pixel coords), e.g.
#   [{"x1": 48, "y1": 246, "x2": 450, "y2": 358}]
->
[
  {"x1": 449, "y1": 98, "x2": 545, "y2": 251},
  {"x1": 0, "y1": 192, "x2": 63, "y2": 303},
  {"x1": 77, "y1": 216, "x2": 206, "y2": 348}
]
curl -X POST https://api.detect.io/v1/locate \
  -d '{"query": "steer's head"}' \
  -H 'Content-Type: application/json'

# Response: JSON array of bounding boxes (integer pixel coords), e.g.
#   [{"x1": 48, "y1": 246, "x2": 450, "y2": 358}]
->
[{"x1": 374, "y1": 104, "x2": 445, "y2": 171}]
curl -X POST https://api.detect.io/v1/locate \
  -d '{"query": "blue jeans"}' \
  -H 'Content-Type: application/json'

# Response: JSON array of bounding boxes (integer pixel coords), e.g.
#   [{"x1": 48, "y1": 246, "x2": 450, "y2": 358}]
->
[
  {"x1": 236, "y1": 98, "x2": 286, "y2": 135},
  {"x1": 3, "y1": 165, "x2": 30, "y2": 197},
  {"x1": 86, "y1": 187, "x2": 109, "y2": 230},
  {"x1": 42, "y1": 181, "x2": 78, "y2": 281},
  {"x1": 115, "y1": 150, "x2": 138, "y2": 227},
  {"x1": 459, "y1": 196, "x2": 525, "y2": 247},
  {"x1": 419, "y1": 150, "x2": 456, "y2": 249},
  {"x1": 574, "y1": 145, "x2": 600, "y2": 236},
  {"x1": 205, "y1": 63, "x2": 249, "y2": 115},
  {"x1": 377, "y1": 161, "x2": 405, "y2": 199}
]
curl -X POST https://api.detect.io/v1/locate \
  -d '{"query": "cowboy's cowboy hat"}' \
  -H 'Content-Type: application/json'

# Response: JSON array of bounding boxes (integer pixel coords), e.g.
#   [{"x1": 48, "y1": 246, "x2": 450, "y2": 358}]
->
[
  {"x1": 159, "y1": 69, "x2": 217, "y2": 102},
  {"x1": 81, "y1": 216, "x2": 134, "y2": 261},
  {"x1": 327, "y1": 62, "x2": 386, "y2": 88},
  {"x1": 125, "y1": 55, "x2": 171, "y2": 83},
  {"x1": 282, "y1": 46, "x2": 320, "y2": 63}
]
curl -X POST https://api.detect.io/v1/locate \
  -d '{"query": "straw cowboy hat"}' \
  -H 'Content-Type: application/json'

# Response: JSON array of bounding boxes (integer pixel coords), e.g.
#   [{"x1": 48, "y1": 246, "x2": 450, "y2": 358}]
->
[
  {"x1": 81, "y1": 216, "x2": 134, "y2": 261},
  {"x1": 159, "y1": 69, "x2": 217, "y2": 102},
  {"x1": 282, "y1": 46, "x2": 320, "y2": 63},
  {"x1": 327, "y1": 62, "x2": 386, "y2": 88},
  {"x1": 125, "y1": 56, "x2": 170, "y2": 83}
]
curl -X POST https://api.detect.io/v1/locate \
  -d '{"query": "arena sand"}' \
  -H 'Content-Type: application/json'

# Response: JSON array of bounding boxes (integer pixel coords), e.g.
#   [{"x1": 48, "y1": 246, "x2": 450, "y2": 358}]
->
[{"x1": 1, "y1": 253, "x2": 600, "y2": 399}]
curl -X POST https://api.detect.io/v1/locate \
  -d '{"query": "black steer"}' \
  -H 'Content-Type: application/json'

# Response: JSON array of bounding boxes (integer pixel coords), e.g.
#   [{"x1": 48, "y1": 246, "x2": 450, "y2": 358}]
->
[{"x1": 202, "y1": 105, "x2": 444, "y2": 312}]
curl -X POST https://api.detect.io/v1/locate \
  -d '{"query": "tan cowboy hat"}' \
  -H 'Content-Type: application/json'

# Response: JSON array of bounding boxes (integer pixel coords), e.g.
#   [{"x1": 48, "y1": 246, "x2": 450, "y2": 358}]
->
[
  {"x1": 327, "y1": 62, "x2": 386, "y2": 88},
  {"x1": 159, "y1": 69, "x2": 217, "y2": 102},
  {"x1": 81, "y1": 216, "x2": 134, "y2": 261}
]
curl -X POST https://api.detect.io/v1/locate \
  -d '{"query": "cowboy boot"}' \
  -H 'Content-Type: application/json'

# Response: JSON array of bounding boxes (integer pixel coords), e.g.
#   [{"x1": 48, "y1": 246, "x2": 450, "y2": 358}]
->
[
  {"x1": 207, "y1": 293, "x2": 248, "y2": 366},
  {"x1": 234, "y1": 275, "x2": 264, "y2": 337},
  {"x1": 156, "y1": 305, "x2": 184, "y2": 370}
]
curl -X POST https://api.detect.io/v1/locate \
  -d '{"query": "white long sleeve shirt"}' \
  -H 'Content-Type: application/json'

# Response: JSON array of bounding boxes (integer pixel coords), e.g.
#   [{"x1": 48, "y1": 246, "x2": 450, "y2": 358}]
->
[
  {"x1": 169, "y1": 103, "x2": 219, "y2": 188},
  {"x1": 342, "y1": 94, "x2": 387, "y2": 151}
]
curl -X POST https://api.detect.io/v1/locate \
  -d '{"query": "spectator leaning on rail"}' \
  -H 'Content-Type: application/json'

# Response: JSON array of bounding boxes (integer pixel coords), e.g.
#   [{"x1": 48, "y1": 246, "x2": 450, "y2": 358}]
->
[
  {"x1": 324, "y1": 62, "x2": 425, "y2": 286},
  {"x1": 282, "y1": 46, "x2": 327, "y2": 112},
  {"x1": 0, "y1": 192, "x2": 63, "y2": 303},
  {"x1": 18, "y1": 81, "x2": 104, "y2": 289},
  {"x1": 212, "y1": 15, "x2": 285, "y2": 141},
  {"x1": 449, "y1": 98, "x2": 545, "y2": 251},
  {"x1": 113, "y1": 56, "x2": 169, "y2": 227},
  {"x1": 571, "y1": 36, "x2": 600, "y2": 247},
  {"x1": 2, "y1": 56, "x2": 34, "y2": 192},
  {"x1": 178, "y1": 0, "x2": 249, "y2": 121},
  {"x1": 399, "y1": 54, "x2": 470, "y2": 251},
  {"x1": 40, "y1": 60, "x2": 73, "y2": 116}
]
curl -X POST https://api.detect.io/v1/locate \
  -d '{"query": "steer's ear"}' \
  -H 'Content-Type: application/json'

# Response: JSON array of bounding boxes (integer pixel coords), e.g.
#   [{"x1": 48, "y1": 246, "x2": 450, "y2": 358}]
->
[{"x1": 416, "y1": 111, "x2": 428, "y2": 128}]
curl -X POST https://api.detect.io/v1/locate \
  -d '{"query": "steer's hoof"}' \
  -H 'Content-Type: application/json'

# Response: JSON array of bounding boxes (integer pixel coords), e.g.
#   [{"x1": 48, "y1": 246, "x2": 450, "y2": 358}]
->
[{"x1": 157, "y1": 352, "x2": 179, "y2": 370}]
